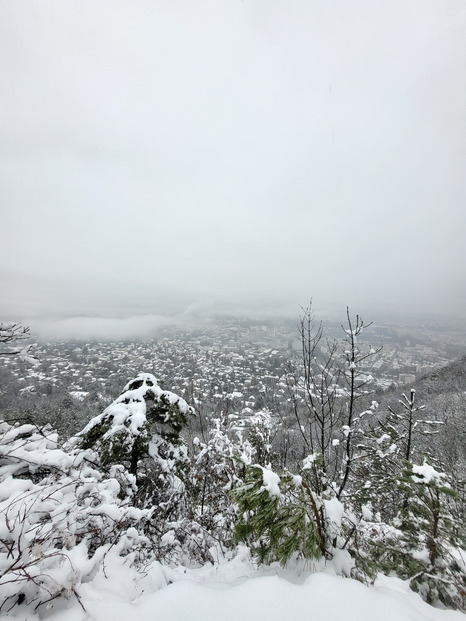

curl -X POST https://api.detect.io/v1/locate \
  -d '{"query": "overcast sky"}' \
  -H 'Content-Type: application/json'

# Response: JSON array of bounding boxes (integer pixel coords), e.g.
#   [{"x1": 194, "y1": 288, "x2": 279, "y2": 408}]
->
[{"x1": 1, "y1": 0, "x2": 465, "y2": 338}]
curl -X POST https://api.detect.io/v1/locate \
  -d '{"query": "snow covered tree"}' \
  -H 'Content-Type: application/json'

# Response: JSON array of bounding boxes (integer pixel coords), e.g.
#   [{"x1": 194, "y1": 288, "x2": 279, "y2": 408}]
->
[
  {"x1": 354, "y1": 389, "x2": 446, "y2": 521},
  {"x1": 232, "y1": 307, "x2": 381, "y2": 574},
  {"x1": 232, "y1": 463, "x2": 347, "y2": 566},
  {"x1": 75, "y1": 372, "x2": 196, "y2": 538},
  {"x1": 284, "y1": 305, "x2": 380, "y2": 499},
  {"x1": 352, "y1": 390, "x2": 465, "y2": 610},
  {"x1": 75, "y1": 373, "x2": 222, "y2": 566},
  {"x1": 368, "y1": 461, "x2": 465, "y2": 610},
  {"x1": 77, "y1": 372, "x2": 193, "y2": 478}
]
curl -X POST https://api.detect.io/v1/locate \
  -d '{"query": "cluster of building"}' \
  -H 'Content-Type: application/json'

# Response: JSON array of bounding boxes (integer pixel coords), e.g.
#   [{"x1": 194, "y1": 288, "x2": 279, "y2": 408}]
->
[{"x1": 1, "y1": 316, "x2": 465, "y2": 424}]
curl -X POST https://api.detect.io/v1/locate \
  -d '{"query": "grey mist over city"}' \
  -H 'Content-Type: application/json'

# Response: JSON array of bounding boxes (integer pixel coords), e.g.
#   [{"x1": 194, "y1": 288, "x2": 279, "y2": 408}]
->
[{"x1": 1, "y1": 1, "x2": 466, "y2": 340}]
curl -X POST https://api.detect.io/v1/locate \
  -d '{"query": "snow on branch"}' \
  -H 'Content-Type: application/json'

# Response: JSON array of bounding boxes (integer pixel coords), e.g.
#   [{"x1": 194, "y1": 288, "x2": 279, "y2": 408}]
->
[{"x1": 0, "y1": 322, "x2": 38, "y2": 364}]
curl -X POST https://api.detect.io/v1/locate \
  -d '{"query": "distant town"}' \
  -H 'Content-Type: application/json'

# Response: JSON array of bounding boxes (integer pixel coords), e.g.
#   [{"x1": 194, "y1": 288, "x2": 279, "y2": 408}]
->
[{"x1": 1, "y1": 315, "x2": 465, "y2": 428}]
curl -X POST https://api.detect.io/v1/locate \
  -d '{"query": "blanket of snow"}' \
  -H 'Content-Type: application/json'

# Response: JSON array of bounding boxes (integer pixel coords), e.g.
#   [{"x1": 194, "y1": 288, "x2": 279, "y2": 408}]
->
[{"x1": 5, "y1": 549, "x2": 463, "y2": 621}]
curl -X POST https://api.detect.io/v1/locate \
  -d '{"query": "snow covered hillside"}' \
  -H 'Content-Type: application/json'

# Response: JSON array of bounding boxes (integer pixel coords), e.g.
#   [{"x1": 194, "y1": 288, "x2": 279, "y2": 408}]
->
[
  {"x1": 1, "y1": 366, "x2": 464, "y2": 618},
  {"x1": 5, "y1": 551, "x2": 464, "y2": 621}
]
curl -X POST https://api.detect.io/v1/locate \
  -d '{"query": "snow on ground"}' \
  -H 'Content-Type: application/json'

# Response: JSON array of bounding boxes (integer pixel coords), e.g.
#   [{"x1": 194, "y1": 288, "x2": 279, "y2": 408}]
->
[{"x1": 5, "y1": 548, "x2": 464, "y2": 621}]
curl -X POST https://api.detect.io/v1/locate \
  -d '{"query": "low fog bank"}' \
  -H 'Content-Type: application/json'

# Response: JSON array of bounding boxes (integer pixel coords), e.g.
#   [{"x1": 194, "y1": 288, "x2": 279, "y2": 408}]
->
[
  {"x1": 25, "y1": 303, "x2": 299, "y2": 342},
  {"x1": 25, "y1": 307, "x2": 466, "y2": 344},
  {"x1": 2, "y1": 268, "x2": 465, "y2": 342},
  {"x1": 28, "y1": 314, "x2": 180, "y2": 341}
]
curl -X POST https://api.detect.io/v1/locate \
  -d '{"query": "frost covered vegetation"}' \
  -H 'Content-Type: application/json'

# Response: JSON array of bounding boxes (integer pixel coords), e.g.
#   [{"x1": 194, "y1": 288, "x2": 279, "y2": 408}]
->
[{"x1": 0, "y1": 311, "x2": 465, "y2": 618}]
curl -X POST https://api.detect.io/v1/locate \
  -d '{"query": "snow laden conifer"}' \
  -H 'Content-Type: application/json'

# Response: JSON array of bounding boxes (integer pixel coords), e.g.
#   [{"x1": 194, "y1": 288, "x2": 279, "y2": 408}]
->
[
  {"x1": 77, "y1": 373, "x2": 193, "y2": 477},
  {"x1": 393, "y1": 461, "x2": 465, "y2": 609},
  {"x1": 77, "y1": 373, "x2": 193, "y2": 508},
  {"x1": 74, "y1": 373, "x2": 218, "y2": 565},
  {"x1": 354, "y1": 389, "x2": 437, "y2": 520},
  {"x1": 359, "y1": 460, "x2": 466, "y2": 610},
  {"x1": 232, "y1": 465, "x2": 329, "y2": 566},
  {"x1": 353, "y1": 390, "x2": 466, "y2": 610}
]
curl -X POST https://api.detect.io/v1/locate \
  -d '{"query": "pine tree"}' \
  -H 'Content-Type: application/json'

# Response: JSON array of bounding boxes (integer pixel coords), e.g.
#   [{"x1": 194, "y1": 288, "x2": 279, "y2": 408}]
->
[
  {"x1": 233, "y1": 464, "x2": 334, "y2": 566},
  {"x1": 76, "y1": 373, "x2": 195, "y2": 542},
  {"x1": 352, "y1": 390, "x2": 466, "y2": 609},
  {"x1": 77, "y1": 372, "x2": 193, "y2": 478},
  {"x1": 380, "y1": 461, "x2": 464, "y2": 609}
]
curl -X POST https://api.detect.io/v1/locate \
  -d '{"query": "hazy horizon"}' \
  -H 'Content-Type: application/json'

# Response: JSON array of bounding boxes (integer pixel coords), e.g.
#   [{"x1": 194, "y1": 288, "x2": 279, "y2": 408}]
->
[
  {"x1": 3, "y1": 268, "x2": 464, "y2": 343},
  {"x1": 2, "y1": 1, "x2": 465, "y2": 339}
]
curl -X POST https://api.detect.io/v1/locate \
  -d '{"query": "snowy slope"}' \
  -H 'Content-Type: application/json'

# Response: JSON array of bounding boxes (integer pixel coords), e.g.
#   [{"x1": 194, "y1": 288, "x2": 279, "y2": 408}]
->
[{"x1": 6, "y1": 551, "x2": 464, "y2": 621}]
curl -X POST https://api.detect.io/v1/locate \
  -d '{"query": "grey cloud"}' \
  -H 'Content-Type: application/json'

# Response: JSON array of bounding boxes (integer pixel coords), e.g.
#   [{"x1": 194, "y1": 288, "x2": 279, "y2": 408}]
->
[{"x1": 1, "y1": 0, "x2": 465, "y2": 335}]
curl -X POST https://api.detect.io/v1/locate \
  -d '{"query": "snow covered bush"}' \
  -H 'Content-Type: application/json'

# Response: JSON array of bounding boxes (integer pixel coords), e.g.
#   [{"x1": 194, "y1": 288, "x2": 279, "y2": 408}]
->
[
  {"x1": 190, "y1": 416, "x2": 255, "y2": 551},
  {"x1": 0, "y1": 420, "x2": 152, "y2": 613},
  {"x1": 0, "y1": 373, "x2": 208, "y2": 613},
  {"x1": 241, "y1": 409, "x2": 276, "y2": 468}
]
